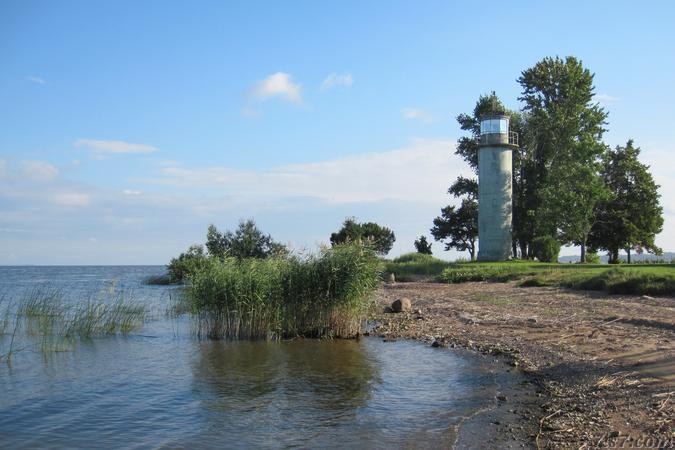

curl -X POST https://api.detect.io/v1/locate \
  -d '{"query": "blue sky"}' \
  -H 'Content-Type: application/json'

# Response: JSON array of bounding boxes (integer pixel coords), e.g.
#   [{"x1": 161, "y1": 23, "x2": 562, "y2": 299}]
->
[{"x1": 1, "y1": 0, "x2": 674, "y2": 264}]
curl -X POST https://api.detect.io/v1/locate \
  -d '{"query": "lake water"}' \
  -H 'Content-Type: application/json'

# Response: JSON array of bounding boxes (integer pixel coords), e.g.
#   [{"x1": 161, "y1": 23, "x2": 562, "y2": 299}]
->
[{"x1": 0, "y1": 266, "x2": 529, "y2": 449}]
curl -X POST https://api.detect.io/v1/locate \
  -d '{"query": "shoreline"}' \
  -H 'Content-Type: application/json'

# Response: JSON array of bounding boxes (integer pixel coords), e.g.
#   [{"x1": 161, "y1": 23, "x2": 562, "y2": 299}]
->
[{"x1": 370, "y1": 281, "x2": 674, "y2": 449}]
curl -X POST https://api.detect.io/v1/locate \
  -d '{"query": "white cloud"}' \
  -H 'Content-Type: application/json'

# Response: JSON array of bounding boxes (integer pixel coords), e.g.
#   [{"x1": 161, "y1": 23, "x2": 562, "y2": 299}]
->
[
  {"x1": 48, "y1": 191, "x2": 92, "y2": 207},
  {"x1": 401, "y1": 107, "x2": 435, "y2": 123},
  {"x1": 139, "y1": 138, "x2": 459, "y2": 204},
  {"x1": 74, "y1": 139, "x2": 158, "y2": 155},
  {"x1": 320, "y1": 73, "x2": 353, "y2": 91},
  {"x1": 250, "y1": 72, "x2": 302, "y2": 104},
  {"x1": 122, "y1": 189, "x2": 142, "y2": 196},
  {"x1": 21, "y1": 160, "x2": 59, "y2": 182},
  {"x1": 595, "y1": 93, "x2": 619, "y2": 106},
  {"x1": 27, "y1": 75, "x2": 46, "y2": 85}
]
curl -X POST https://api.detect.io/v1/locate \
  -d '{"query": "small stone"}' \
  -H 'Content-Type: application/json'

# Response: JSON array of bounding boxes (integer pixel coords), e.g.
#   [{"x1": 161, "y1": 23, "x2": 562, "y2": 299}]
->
[
  {"x1": 497, "y1": 395, "x2": 507, "y2": 402},
  {"x1": 383, "y1": 306, "x2": 393, "y2": 313},
  {"x1": 527, "y1": 318, "x2": 537, "y2": 324},
  {"x1": 391, "y1": 298, "x2": 412, "y2": 313},
  {"x1": 413, "y1": 308, "x2": 422, "y2": 315},
  {"x1": 458, "y1": 312, "x2": 475, "y2": 324},
  {"x1": 431, "y1": 339, "x2": 447, "y2": 348}
]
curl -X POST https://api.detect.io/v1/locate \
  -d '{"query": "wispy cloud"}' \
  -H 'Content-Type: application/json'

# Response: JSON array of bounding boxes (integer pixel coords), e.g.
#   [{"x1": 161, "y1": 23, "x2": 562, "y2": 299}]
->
[
  {"x1": 21, "y1": 160, "x2": 59, "y2": 182},
  {"x1": 0, "y1": 159, "x2": 92, "y2": 208},
  {"x1": 74, "y1": 139, "x2": 158, "y2": 155},
  {"x1": 48, "y1": 191, "x2": 92, "y2": 207},
  {"x1": 595, "y1": 93, "x2": 619, "y2": 106},
  {"x1": 250, "y1": 72, "x2": 302, "y2": 104},
  {"x1": 401, "y1": 107, "x2": 435, "y2": 123},
  {"x1": 27, "y1": 75, "x2": 47, "y2": 85},
  {"x1": 138, "y1": 138, "x2": 458, "y2": 204},
  {"x1": 320, "y1": 73, "x2": 353, "y2": 91}
]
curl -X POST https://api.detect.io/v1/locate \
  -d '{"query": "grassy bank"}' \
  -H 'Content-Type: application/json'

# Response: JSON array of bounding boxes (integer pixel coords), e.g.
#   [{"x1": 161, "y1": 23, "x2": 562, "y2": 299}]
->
[
  {"x1": 385, "y1": 254, "x2": 675, "y2": 296},
  {"x1": 187, "y1": 244, "x2": 382, "y2": 339}
]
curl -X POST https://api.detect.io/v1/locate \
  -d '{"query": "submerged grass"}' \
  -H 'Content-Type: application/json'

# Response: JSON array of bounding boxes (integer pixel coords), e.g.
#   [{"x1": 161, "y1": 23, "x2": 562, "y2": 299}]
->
[
  {"x1": 0, "y1": 289, "x2": 147, "y2": 362},
  {"x1": 187, "y1": 244, "x2": 382, "y2": 340}
]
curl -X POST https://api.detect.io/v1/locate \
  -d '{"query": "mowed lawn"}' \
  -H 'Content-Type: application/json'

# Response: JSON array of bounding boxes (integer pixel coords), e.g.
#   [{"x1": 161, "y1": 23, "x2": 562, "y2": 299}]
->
[{"x1": 385, "y1": 254, "x2": 675, "y2": 296}]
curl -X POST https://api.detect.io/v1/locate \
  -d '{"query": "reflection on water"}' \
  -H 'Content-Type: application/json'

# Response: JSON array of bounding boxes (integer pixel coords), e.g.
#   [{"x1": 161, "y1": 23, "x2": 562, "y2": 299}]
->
[
  {"x1": 193, "y1": 340, "x2": 377, "y2": 415},
  {"x1": 0, "y1": 267, "x2": 510, "y2": 449}
]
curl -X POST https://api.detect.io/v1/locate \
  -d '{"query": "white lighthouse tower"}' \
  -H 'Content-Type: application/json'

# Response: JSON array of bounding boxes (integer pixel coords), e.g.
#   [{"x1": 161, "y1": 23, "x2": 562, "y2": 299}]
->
[{"x1": 477, "y1": 114, "x2": 518, "y2": 261}]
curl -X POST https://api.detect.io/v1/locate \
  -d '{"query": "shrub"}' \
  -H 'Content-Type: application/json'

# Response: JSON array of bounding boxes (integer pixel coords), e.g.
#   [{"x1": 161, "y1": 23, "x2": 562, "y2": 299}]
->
[
  {"x1": 532, "y1": 236, "x2": 561, "y2": 263},
  {"x1": 167, "y1": 244, "x2": 208, "y2": 282},
  {"x1": 206, "y1": 220, "x2": 287, "y2": 259},
  {"x1": 584, "y1": 252, "x2": 601, "y2": 264},
  {"x1": 413, "y1": 235, "x2": 433, "y2": 255},
  {"x1": 330, "y1": 218, "x2": 396, "y2": 256}
]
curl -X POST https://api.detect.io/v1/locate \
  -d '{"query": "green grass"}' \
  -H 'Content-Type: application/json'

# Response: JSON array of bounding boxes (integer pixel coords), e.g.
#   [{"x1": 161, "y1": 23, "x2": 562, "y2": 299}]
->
[
  {"x1": 383, "y1": 253, "x2": 450, "y2": 281},
  {"x1": 187, "y1": 243, "x2": 382, "y2": 340},
  {"x1": 385, "y1": 256, "x2": 675, "y2": 296},
  {"x1": 558, "y1": 267, "x2": 675, "y2": 296}
]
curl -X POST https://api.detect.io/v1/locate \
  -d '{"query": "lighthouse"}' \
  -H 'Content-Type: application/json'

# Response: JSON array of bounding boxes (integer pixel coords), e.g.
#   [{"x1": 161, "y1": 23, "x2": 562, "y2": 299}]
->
[{"x1": 477, "y1": 114, "x2": 518, "y2": 261}]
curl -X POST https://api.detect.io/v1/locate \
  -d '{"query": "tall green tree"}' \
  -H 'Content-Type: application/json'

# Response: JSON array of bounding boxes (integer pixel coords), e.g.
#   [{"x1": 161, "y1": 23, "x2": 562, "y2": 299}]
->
[
  {"x1": 517, "y1": 56, "x2": 608, "y2": 261},
  {"x1": 588, "y1": 140, "x2": 664, "y2": 263},
  {"x1": 431, "y1": 177, "x2": 478, "y2": 260},
  {"x1": 330, "y1": 218, "x2": 396, "y2": 255},
  {"x1": 206, "y1": 220, "x2": 287, "y2": 259},
  {"x1": 413, "y1": 235, "x2": 433, "y2": 255},
  {"x1": 540, "y1": 161, "x2": 608, "y2": 262}
]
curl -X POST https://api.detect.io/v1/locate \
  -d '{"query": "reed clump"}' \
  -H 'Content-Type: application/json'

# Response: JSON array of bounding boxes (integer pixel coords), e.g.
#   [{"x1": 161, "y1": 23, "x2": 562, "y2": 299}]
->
[
  {"x1": 1, "y1": 289, "x2": 147, "y2": 361},
  {"x1": 187, "y1": 243, "x2": 382, "y2": 340}
]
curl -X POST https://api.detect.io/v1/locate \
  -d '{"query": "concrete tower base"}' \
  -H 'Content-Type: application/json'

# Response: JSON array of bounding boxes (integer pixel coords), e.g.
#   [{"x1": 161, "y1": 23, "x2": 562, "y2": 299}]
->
[{"x1": 477, "y1": 145, "x2": 513, "y2": 261}]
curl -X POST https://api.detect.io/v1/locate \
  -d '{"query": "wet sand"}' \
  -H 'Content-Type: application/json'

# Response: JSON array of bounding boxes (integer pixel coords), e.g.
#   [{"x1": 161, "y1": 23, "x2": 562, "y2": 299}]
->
[{"x1": 371, "y1": 281, "x2": 675, "y2": 449}]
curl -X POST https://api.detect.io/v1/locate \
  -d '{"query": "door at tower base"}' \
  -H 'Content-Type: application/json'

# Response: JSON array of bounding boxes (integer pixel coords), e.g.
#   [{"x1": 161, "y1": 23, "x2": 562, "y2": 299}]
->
[{"x1": 477, "y1": 145, "x2": 512, "y2": 261}]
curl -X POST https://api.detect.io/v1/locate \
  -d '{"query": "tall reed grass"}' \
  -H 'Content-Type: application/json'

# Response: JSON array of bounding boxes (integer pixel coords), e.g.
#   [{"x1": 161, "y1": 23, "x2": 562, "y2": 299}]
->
[{"x1": 187, "y1": 244, "x2": 382, "y2": 340}]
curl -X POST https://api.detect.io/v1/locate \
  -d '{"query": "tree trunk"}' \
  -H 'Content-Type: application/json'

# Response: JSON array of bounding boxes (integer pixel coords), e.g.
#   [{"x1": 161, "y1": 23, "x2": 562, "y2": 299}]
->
[
  {"x1": 512, "y1": 240, "x2": 518, "y2": 259},
  {"x1": 609, "y1": 248, "x2": 619, "y2": 264},
  {"x1": 626, "y1": 248, "x2": 631, "y2": 264},
  {"x1": 470, "y1": 241, "x2": 476, "y2": 261},
  {"x1": 519, "y1": 242, "x2": 528, "y2": 260},
  {"x1": 580, "y1": 238, "x2": 587, "y2": 264}
]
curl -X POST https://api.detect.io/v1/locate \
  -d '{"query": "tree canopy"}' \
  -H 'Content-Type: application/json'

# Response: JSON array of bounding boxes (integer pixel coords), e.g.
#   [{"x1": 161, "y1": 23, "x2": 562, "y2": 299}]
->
[
  {"x1": 439, "y1": 56, "x2": 663, "y2": 262},
  {"x1": 431, "y1": 177, "x2": 478, "y2": 260},
  {"x1": 206, "y1": 220, "x2": 287, "y2": 260},
  {"x1": 588, "y1": 140, "x2": 664, "y2": 263},
  {"x1": 330, "y1": 218, "x2": 396, "y2": 255},
  {"x1": 414, "y1": 235, "x2": 433, "y2": 255}
]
